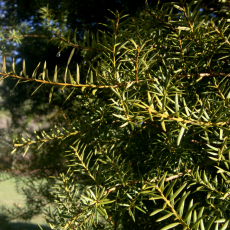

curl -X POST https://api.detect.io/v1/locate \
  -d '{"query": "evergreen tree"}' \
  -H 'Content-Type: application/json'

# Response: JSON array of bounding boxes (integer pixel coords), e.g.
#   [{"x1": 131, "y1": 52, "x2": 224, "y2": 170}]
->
[{"x1": 1, "y1": 0, "x2": 230, "y2": 229}]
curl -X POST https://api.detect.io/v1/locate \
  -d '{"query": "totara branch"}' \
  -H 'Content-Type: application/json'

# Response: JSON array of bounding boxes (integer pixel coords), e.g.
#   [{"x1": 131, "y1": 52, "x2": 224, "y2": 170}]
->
[{"x1": 104, "y1": 170, "x2": 192, "y2": 196}]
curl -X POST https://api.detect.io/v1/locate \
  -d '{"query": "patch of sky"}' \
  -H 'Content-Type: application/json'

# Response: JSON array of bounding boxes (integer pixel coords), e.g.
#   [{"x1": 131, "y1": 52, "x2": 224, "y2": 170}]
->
[
  {"x1": 14, "y1": 51, "x2": 21, "y2": 64},
  {"x1": 15, "y1": 59, "x2": 21, "y2": 64},
  {"x1": 0, "y1": 10, "x2": 5, "y2": 18},
  {"x1": 50, "y1": 20, "x2": 56, "y2": 26},
  {"x1": 211, "y1": 13, "x2": 216, "y2": 18}
]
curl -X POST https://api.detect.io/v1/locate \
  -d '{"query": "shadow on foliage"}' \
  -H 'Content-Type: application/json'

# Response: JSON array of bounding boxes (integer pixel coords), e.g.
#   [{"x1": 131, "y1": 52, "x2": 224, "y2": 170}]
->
[{"x1": 0, "y1": 213, "x2": 51, "y2": 230}]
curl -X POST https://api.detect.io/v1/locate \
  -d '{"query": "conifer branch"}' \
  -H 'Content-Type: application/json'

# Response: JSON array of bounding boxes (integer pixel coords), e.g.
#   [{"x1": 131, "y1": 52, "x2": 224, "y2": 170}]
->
[
  {"x1": 13, "y1": 128, "x2": 90, "y2": 148},
  {"x1": 134, "y1": 103, "x2": 229, "y2": 128},
  {"x1": 8, "y1": 34, "x2": 52, "y2": 40},
  {"x1": 54, "y1": 33, "x2": 105, "y2": 52},
  {"x1": 104, "y1": 170, "x2": 192, "y2": 195},
  {"x1": 143, "y1": 7, "x2": 178, "y2": 32}
]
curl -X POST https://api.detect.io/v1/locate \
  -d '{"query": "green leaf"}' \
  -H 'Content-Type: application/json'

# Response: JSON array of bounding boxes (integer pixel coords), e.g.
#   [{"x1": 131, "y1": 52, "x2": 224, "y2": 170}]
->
[
  {"x1": 177, "y1": 125, "x2": 186, "y2": 146},
  {"x1": 177, "y1": 191, "x2": 190, "y2": 217},
  {"x1": 2, "y1": 57, "x2": 6, "y2": 73},
  {"x1": 99, "y1": 199, "x2": 115, "y2": 205},
  {"x1": 42, "y1": 61, "x2": 46, "y2": 80},
  {"x1": 36, "y1": 223, "x2": 44, "y2": 230},
  {"x1": 193, "y1": 210, "x2": 197, "y2": 228},
  {"x1": 129, "y1": 209, "x2": 135, "y2": 222},
  {"x1": 12, "y1": 58, "x2": 16, "y2": 75},
  {"x1": 158, "y1": 173, "x2": 167, "y2": 191},
  {"x1": 215, "y1": 219, "x2": 226, "y2": 223},
  {"x1": 23, "y1": 145, "x2": 30, "y2": 157},
  {"x1": 202, "y1": 171, "x2": 208, "y2": 184},
  {"x1": 135, "y1": 206, "x2": 146, "y2": 213},
  {"x1": 32, "y1": 62, "x2": 41, "y2": 79},
  {"x1": 220, "y1": 220, "x2": 229, "y2": 230},
  {"x1": 173, "y1": 4, "x2": 184, "y2": 11},
  {"x1": 149, "y1": 209, "x2": 164, "y2": 216},
  {"x1": 156, "y1": 213, "x2": 173, "y2": 222},
  {"x1": 27, "y1": 82, "x2": 36, "y2": 95},
  {"x1": 175, "y1": 93, "x2": 179, "y2": 113},
  {"x1": 120, "y1": 122, "x2": 129, "y2": 128},
  {"x1": 67, "y1": 48, "x2": 75, "y2": 66},
  {"x1": 206, "y1": 216, "x2": 216, "y2": 230},
  {"x1": 161, "y1": 120, "x2": 166, "y2": 131},
  {"x1": 209, "y1": 157, "x2": 219, "y2": 161},
  {"x1": 76, "y1": 63, "x2": 80, "y2": 84},
  {"x1": 23, "y1": 59, "x2": 27, "y2": 77},
  {"x1": 49, "y1": 86, "x2": 55, "y2": 104},
  {"x1": 31, "y1": 83, "x2": 44, "y2": 96},
  {"x1": 165, "y1": 179, "x2": 177, "y2": 198},
  {"x1": 206, "y1": 144, "x2": 219, "y2": 152},
  {"x1": 160, "y1": 222, "x2": 181, "y2": 230},
  {"x1": 177, "y1": 26, "x2": 190, "y2": 31},
  {"x1": 92, "y1": 89, "x2": 97, "y2": 95},
  {"x1": 170, "y1": 183, "x2": 187, "y2": 201},
  {"x1": 10, "y1": 79, "x2": 21, "y2": 96},
  {"x1": 90, "y1": 70, "x2": 93, "y2": 84},
  {"x1": 220, "y1": 128, "x2": 223, "y2": 140},
  {"x1": 149, "y1": 196, "x2": 163, "y2": 201},
  {"x1": 110, "y1": 88, "x2": 122, "y2": 99},
  {"x1": 191, "y1": 214, "x2": 207, "y2": 230},
  {"x1": 54, "y1": 65, "x2": 58, "y2": 82},
  {"x1": 68, "y1": 70, "x2": 75, "y2": 84},
  {"x1": 97, "y1": 206, "x2": 108, "y2": 219},
  {"x1": 45, "y1": 69, "x2": 51, "y2": 82}
]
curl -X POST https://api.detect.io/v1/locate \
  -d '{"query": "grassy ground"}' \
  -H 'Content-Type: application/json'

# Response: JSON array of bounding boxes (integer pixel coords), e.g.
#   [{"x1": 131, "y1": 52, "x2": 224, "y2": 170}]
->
[
  {"x1": 0, "y1": 174, "x2": 51, "y2": 230},
  {"x1": 0, "y1": 109, "x2": 55, "y2": 230}
]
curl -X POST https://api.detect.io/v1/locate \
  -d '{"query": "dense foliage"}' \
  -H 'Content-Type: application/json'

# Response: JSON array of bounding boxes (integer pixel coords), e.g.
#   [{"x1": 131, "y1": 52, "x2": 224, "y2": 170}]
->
[{"x1": 2, "y1": 0, "x2": 230, "y2": 229}]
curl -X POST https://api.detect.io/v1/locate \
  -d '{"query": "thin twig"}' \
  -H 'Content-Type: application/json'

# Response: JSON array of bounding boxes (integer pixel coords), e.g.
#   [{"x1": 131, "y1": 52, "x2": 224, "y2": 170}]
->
[
  {"x1": 54, "y1": 34, "x2": 104, "y2": 52},
  {"x1": 60, "y1": 110, "x2": 71, "y2": 127},
  {"x1": 177, "y1": 72, "x2": 226, "y2": 78},
  {"x1": 13, "y1": 128, "x2": 90, "y2": 148},
  {"x1": 178, "y1": 36, "x2": 187, "y2": 77},
  {"x1": 1, "y1": 72, "x2": 228, "y2": 92},
  {"x1": 0, "y1": 72, "x2": 120, "y2": 88},
  {"x1": 180, "y1": 0, "x2": 200, "y2": 46},
  {"x1": 210, "y1": 21, "x2": 230, "y2": 47},
  {"x1": 137, "y1": 104, "x2": 228, "y2": 128},
  {"x1": 8, "y1": 34, "x2": 52, "y2": 40},
  {"x1": 143, "y1": 7, "x2": 178, "y2": 32},
  {"x1": 104, "y1": 170, "x2": 191, "y2": 195}
]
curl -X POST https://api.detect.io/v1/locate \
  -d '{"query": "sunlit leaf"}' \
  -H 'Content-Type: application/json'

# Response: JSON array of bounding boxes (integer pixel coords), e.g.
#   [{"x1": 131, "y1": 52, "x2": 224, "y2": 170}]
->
[{"x1": 160, "y1": 222, "x2": 181, "y2": 230}]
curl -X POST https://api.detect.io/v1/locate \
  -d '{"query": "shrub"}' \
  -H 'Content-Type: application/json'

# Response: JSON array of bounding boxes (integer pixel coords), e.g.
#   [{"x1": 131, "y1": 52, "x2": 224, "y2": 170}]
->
[{"x1": 1, "y1": 1, "x2": 230, "y2": 229}]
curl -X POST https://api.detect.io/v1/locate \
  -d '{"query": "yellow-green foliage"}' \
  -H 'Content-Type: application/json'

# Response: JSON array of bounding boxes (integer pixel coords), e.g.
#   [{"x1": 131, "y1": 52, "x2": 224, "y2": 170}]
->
[{"x1": 1, "y1": 1, "x2": 230, "y2": 229}]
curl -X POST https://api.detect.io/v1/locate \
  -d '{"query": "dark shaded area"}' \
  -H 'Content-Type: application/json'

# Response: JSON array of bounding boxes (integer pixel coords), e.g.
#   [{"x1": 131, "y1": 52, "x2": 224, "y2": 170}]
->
[
  {"x1": 0, "y1": 213, "x2": 50, "y2": 230},
  {"x1": 1, "y1": 222, "x2": 51, "y2": 230},
  {"x1": 3, "y1": 0, "x2": 229, "y2": 28}
]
